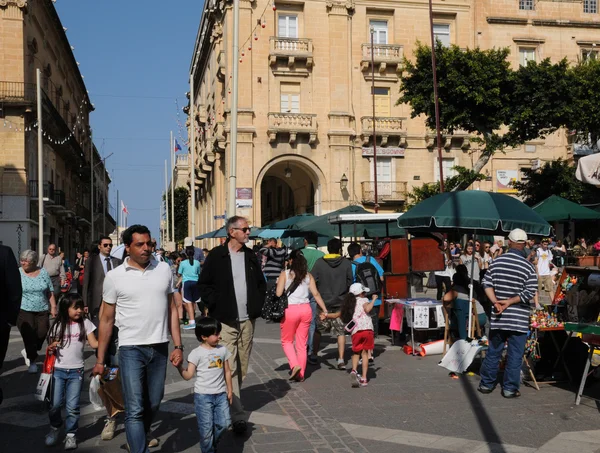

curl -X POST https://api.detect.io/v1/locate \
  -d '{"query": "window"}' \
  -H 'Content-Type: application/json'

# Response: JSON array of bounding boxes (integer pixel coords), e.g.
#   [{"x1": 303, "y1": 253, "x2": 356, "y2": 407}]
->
[
  {"x1": 280, "y1": 83, "x2": 300, "y2": 113},
  {"x1": 519, "y1": 0, "x2": 534, "y2": 11},
  {"x1": 519, "y1": 47, "x2": 536, "y2": 66},
  {"x1": 371, "y1": 157, "x2": 393, "y2": 195},
  {"x1": 434, "y1": 157, "x2": 457, "y2": 182},
  {"x1": 433, "y1": 24, "x2": 451, "y2": 47},
  {"x1": 278, "y1": 14, "x2": 298, "y2": 38},
  {"x1": 369, "y1": 20, "x2": 388, "y2": 45},
  {"x1": 372, "y1": 87, "x2": 391, "y2": 117},
  {"x1": 582, "y1": 48, "x2": 600, "y2": 61},
  {"x1": 584, "y1": 0, "x2": 598, "y2": 14}
]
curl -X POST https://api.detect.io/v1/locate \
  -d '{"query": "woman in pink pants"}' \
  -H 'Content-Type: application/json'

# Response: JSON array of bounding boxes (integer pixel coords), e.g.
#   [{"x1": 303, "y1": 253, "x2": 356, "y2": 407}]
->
[{"x1": 276, "y1": 250, "x2": 328, "y2": 382}]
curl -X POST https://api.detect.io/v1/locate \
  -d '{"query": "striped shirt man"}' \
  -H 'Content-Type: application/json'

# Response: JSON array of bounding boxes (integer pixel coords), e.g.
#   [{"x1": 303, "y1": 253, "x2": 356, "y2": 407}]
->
[
  {"x1": 259, "y1": 245, "x2": 287, "y2": 280},
  {"x1": 483, "y1": 249, "x2": 537, "y2": 333}
]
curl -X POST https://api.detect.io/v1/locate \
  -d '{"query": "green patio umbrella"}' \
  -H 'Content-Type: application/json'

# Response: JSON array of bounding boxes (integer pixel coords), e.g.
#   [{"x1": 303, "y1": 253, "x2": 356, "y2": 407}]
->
[
  {"x1": 282, "y1": 205, "x2": 369, "y2": 239},
  {"x1": 532, "y1": 195, "x2": 600, "y2": 222},
  {"x1": 398, "y1": 191, "x2": 552, "y2": 236},
  {"x1": 266, "y1": 213, "x2": 315, "y2": 229},
  {"x1": 196, "y1": 227, "x2": 227, "y2": 240}
]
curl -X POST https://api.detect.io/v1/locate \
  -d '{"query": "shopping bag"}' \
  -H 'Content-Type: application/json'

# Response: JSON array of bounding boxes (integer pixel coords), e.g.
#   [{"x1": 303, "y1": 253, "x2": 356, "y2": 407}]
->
[
  {"x1": 35, "y1": 347, "x2": 57, "y2": 402},
  {"x1": 98, "y1": 368, "x2": 124, "y2": 418},
  {"x1": 438, "y1": 339, "x2": 483, "y2": 374},
  {"x1": 89, "y1": 376, "x2": 104, "y2": 411}
]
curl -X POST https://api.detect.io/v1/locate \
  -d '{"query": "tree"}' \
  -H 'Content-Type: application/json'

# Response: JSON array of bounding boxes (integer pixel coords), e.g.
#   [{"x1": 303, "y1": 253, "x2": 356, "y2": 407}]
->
[
  {"x1": 399, "y1": 43, "x2": 571, "y2": 189},
  {"x1": 567, "y1": 58, "x2": 600, "y2": 150},
  {"x1": 405, "y1": 166, "x2": 486, "y2": 209},
  {"x1": 163, "y1": 187, "x2": 189, "y2": 244},
  {"x1": 512, "y1": 159, "x2": 599, "y2": 206}
]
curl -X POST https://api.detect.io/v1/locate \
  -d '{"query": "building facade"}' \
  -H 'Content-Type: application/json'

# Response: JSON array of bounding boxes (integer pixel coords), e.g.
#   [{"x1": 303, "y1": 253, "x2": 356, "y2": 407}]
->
[
  {"x1": 186, "y1": 0, "x2": 600, "y2": 236},
  {"x1": 0, "y1": 0, "x2": 115, "y2": 259}
]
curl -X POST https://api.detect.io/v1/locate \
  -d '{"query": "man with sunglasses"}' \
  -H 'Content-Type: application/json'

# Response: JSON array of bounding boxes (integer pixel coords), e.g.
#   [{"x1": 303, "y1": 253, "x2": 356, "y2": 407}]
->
[{"x1": 198, "y1": 216, "x2": 266, "y2": 434}]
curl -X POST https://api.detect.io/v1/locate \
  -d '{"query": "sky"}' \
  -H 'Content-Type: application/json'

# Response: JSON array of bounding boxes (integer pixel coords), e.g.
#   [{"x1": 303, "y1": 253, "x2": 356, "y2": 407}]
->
[{"x1": 54, "y1": 0, "x2": 204, "y2": 245}]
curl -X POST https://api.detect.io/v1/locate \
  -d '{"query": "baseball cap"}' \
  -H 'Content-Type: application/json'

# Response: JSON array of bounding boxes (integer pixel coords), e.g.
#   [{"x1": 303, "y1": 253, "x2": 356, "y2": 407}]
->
[
  {"x1": 508, "y1": 228, "x2": 527, "y2": 243},
  {"x1": 349, "y1": 282, "x2": 370, "y2": 296},
  {"x1": 183, "y1": 237, "x2": 193, "y2": 247}
]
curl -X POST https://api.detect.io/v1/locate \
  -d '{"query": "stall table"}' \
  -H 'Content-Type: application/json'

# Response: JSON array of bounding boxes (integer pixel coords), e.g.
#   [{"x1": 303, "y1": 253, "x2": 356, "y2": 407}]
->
[
  {"x1": 525, "y1": 326, "x2": 573, "y2": 390},
  {"x1": 564, "y1": 322, "x2": 600, "y2": 405},
  {"x1": 386, "y1": 298, "x2": 444, "y2": 355}
]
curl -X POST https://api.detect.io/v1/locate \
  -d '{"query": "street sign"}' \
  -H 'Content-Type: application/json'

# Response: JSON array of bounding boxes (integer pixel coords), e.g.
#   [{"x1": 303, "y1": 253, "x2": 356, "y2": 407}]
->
[{"x1": 214, "y1": 215, "x2": 226, "y2": 220}]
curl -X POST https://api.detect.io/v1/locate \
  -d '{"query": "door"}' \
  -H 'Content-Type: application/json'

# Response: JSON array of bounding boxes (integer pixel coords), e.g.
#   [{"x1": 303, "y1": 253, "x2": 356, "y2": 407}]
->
[
  {"x1": 278, "y1": 14, "x2": 298, "y2": 38},
  {"x1": 372, "y1": 87, "x2": 390, "y2": 117},
  {"x1": 371, "y1": 156, "x2": 392, "y2": 196}
]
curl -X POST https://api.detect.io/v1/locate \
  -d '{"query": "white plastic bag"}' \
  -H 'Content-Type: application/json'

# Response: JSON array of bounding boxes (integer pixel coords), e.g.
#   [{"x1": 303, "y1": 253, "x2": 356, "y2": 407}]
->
[{"x1": 89, "y1": 375, "x2": 104, "y2": 411}]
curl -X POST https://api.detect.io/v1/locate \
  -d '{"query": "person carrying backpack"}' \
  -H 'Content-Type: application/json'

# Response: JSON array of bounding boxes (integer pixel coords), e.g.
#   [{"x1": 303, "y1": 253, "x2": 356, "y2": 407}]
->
[{"x1": 348, "y1": 242, "x2": 384, "y2": 365}]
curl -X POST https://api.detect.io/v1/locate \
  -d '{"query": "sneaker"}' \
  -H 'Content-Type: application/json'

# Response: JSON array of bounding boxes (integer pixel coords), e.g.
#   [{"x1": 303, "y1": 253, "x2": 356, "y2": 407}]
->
[
  {"x1": 307, "y1": 355, "x2": 318, "y2": 365},
  {"x1": 28, "y1": 363, "x2": 38, "y2": 374},
  {"x1": 183, "y1": 322, "x2": 196, "y2": 330},
  {"x1": 350, "y1": 370, "x2": 360, "y2": 388},
  {"x1": 359, "y1": 378, "x2": 368, "y2": 387},
  {"x1": 368, "y1": 357, "x2": 374, "y2": 365},
  {"x1": 64, "y1": 434, "x2": 77, "y2": 450},
  {"x1": 501, "y1": 389, "x2": 521, "y2": 399},
  {"x1": 147, "y1": 437, "x2": 159, "y2": 448},
  {"x1": 21, "y1": 348, "x2": 30, "y2": 367},
  {"x1": 45, "y1": 427, "x2": 60, "y2": 447},
  {"x1": 337, "y1": 358, "x2": 345, "y2": 370},
  {"x1": 477, "y1": 385, "x2": 494, "y2": 394},
  {"x1": 101, "y1": 418, "x2": 116, "y2": 441}
]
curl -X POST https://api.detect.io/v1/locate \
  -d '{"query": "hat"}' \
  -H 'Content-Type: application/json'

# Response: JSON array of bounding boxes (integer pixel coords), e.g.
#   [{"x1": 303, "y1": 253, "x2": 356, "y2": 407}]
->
[
  {"x1": 349, "y1": 282, "x2": 370, "y2": 296},
  {"x1": 183, "y1": 237, "x2": 193, "y2": 247},
  {"x1": 508, "y1": 228, "x2": 527, "y2": 243}
]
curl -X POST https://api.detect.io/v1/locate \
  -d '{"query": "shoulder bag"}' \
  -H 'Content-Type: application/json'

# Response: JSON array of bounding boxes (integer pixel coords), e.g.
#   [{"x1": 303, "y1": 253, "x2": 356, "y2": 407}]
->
[{"x1": 261, "y1": 277, "x2": 301, "y2": 322}]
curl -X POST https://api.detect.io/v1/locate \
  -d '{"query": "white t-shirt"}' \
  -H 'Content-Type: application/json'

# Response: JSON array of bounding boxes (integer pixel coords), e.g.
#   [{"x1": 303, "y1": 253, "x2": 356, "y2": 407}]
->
[
  {"x1": 188, "y1": 344, "x2": 232, "y2": 394},
  {"x1": 536, "y1": 248, "x2": 553, "y2": 276},
  {"x1": 103, "y1": 258, "x2": 174, "y2": 347},
  {"x1": 352, "y1": 297, "x2": 374, "y2": 334},
  {"x1": 460, "y1": 254, "x2": 481, "y2": 282},
  {"x1": 284, "y1": 270, "x2": 310, "y2": 305},
  {"x1": 53, "y1": 318, "x2": 96, "y2": 369}
]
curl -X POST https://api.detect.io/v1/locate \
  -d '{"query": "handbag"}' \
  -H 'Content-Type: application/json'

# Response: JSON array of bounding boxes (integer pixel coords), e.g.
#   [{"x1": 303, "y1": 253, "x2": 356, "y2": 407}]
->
[
  {"x1": 35, "y1": 347, "x2": 56, "y2": 403},
  {"x1": 426, "y1": 272, "x2": 438, "y2": 289},
  {"x1": 261, "y1": 279, "x2": 301, "y2": 322}
]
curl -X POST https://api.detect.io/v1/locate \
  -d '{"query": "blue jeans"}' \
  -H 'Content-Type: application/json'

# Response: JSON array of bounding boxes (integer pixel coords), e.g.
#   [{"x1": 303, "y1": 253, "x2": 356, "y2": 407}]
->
[
  {"x1": 480, "y1": 330, "x2": 527, "y2": 393},
  {"x1": 452, "y1": 298, "x2": 470, "y2": 340},
  {"x1": 119, "y1": 343, "x2": 168, "y2": 453},
  {"x1": 194, "y1": 392, "x2": 231, "y2": 453},
  {"x1": 307, "y1": 297, "x2": 317, "y2": 355},
  {"x1": 49, "y1": 367, "x2": 84, "y2": 434}
]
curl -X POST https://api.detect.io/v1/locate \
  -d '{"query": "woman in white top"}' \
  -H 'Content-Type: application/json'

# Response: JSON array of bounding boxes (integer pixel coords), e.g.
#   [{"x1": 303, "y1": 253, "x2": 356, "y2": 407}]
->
[{"x1": 276, "y1": 249, "x2": 328, "y2": 382}]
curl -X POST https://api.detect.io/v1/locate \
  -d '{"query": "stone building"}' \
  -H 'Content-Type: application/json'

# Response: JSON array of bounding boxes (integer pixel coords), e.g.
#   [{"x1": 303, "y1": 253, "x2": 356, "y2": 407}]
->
[
  {"x1": 186, "y1": 0, "x2": 600, "y2": 236},
  {"x1": 0, "y1": 0, "x2": 115, "y2": 259}
]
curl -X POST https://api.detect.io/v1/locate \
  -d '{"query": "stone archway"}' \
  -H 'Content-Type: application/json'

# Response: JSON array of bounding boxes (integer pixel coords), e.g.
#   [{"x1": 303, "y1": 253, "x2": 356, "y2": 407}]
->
[{"x1": 256, "y1": 156, "x2": 324, "y2": 226}]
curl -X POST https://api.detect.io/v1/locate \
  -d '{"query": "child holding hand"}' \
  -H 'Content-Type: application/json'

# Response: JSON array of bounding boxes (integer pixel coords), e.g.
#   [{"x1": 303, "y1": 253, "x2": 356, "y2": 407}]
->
[{"x1": 177, "y1": 317, "x2": 233, "y2": 453}]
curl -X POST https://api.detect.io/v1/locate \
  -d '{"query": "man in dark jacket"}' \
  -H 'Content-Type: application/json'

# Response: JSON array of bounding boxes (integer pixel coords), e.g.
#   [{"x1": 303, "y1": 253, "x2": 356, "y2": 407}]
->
[
  {"x1": 311, "y1": 238, "x2": 353, "y2": 369},
  {"x1": 0, "y1": 245, "x2": 22, "y2": 404},
  {"x1": 198, "y1": 216, "x2": 266, "y2": 434}
]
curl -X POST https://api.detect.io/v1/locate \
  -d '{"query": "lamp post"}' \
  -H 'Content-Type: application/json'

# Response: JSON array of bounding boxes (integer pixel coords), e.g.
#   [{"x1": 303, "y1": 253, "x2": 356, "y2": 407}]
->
[
  {"x1": 429, "y1": 0, "x2": 445, "y2": 192},
  {"x1": 36, "y1": 68, "x2": 44, "y2": 253},
  {"x1": 370, "y1": 27, "x2": 379, "y2": 213}
]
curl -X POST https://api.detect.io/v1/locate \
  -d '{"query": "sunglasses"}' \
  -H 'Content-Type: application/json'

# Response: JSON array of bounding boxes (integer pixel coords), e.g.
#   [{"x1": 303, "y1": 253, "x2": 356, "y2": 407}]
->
[
  {"x1": 101, "y1": 244, "x2": 113, "y2": 248},
  {"x1": 233, "y1": 227, "x2": 251, "y2": 233}
]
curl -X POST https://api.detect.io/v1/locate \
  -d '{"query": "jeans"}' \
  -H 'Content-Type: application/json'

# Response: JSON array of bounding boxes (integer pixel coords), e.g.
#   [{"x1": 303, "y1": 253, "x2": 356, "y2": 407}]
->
[
  {"x1": 219, "y1": 320, "x2": 254, "y2": 423},
  {"x1": 194, "y1": 392, "x2": 231, "y2": 453},
  {"x1": 119, "y1": 343, "x2": 168, "y2": 453},
  {"x1": 480, "y1": 330, "x2": 527, "y2": 393},
  {"x1": 451, "y1": 298, "x2": 470, "y2": 340},
  {"x1": 280, "y1": 304, "x2": 312, "y2": 378},
  {"x1": 307, "y1": 298, "x2": 317, "y2": 355},
  {"x1": 49, "y1": 368, "x2": 84, "y2": 434}
]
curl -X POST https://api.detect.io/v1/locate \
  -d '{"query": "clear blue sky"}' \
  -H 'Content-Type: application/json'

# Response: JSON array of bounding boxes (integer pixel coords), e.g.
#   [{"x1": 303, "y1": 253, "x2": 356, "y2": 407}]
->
[{"x1": 55, "y1": 0, "x2": 203, "y2": 245}]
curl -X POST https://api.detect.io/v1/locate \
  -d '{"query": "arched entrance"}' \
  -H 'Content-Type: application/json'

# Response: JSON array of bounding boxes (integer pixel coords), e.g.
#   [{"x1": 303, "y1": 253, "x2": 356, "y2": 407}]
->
[{"x1": 258, "y1": 158, "x2": 322, "y2": 225}]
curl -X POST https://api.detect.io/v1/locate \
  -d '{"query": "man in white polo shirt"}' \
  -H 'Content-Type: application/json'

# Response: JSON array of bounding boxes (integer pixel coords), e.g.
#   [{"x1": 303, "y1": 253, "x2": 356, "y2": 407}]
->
[{"x1": 92, "y1": 225, "x2": 183, "y2": 453}]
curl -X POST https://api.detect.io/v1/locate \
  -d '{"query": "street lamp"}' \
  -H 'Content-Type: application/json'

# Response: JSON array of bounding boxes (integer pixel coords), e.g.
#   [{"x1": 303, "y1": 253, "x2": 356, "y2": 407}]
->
[{"x1": 340, "y1": 173, "x2": 349, "y2": 191}]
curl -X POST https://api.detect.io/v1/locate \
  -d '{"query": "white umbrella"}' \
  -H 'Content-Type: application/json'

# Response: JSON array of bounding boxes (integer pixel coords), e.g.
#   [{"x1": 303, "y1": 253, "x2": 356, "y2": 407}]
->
[{"x1": 576, "y1": 153, "x2": 600, "y2": 187}]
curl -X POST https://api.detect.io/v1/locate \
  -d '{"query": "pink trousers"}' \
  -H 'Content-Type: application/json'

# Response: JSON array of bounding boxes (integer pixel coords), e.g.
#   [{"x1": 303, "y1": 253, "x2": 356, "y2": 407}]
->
[{"x1": 280, "y1": 303, "x2": 312, "y2": 378}]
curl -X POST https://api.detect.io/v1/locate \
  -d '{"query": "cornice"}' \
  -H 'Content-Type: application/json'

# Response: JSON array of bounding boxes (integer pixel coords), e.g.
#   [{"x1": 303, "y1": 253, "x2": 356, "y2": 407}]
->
[
  {"x1": 0, "y1": 0, "x2": 27, "y2": 9},
  {"x1": 326, "y1": 0, "x2": 355, "y2": 15}
]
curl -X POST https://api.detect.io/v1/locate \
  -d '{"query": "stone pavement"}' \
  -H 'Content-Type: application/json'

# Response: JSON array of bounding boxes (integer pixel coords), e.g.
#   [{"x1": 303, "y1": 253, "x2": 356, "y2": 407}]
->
[{"x1": 2, "y1": 319, "x2": 600, "y2": 453}]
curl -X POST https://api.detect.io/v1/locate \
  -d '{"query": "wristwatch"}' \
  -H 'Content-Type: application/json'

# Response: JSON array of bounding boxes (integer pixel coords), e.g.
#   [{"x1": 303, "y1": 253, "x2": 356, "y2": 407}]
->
[{"x1": 174, "y1": 345, "x2": 184, "y2": 351}]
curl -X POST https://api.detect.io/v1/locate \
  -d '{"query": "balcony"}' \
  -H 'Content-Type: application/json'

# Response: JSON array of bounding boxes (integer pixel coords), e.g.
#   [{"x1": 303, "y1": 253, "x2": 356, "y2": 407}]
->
[
  {"x1": 361, "y1": 116, "x2": 406, "y2": 146},
  {"x1": 269, "y1": 37, "x2": 314, "y2": 68},
  {"x1": 76, "y1": 204, "x2": 91, "y2": 225},
  {"x1": 46, "y1": 190, "x2": 66, "y2": 211},
  {"x1": 0, "y1": 81, "x2": 35, "y2": 106},
  {"x1": 361, "y1": 181, "x2": 408, "y2": 205},
  {"x1": 29, "y1": 180, "x2": 54, "y2": 201},
  {"x1": 176, "y1": 154, "x2": 189, "y2": 167},
  {"x1": 267, "y1": 113, "x2": 317, "y2": 145},
  {"x1": 361, "y1": 44, "x2": 404, "y2": 74}
]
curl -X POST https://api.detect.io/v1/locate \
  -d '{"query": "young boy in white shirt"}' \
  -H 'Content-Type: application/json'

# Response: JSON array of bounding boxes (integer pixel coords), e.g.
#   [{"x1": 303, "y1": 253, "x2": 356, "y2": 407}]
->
[{"x1": 176, "y1": 318, "x2": 233, "y2": 453}]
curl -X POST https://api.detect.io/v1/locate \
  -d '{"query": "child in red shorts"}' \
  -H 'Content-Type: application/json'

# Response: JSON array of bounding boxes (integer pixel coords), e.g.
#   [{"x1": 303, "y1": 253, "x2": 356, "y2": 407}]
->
[{"x1": 340, "y1": 283, "x2": 375, "y2": 387}]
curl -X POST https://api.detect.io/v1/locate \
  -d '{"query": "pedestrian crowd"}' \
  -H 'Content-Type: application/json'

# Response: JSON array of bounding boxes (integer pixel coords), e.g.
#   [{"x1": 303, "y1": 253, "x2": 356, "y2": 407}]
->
[{"x1": 0, "y1": 216, "x2": 554, "y2": 452}]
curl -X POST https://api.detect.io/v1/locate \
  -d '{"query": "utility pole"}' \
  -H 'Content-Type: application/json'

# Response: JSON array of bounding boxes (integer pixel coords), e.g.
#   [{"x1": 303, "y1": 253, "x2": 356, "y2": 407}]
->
[
  {"x1": 90, "y1": 129, "x2": 94, "y2": 244},
  {"x1": 370, "y1": 28, "x2": 379, "y2": 213},
  {"x1": 164, "y1": 160, "x2": 170, "y2": 244},
  {"x1": 170, "y1": 130, "x2": 175, "y2": 246},
  {"x1": 116, "y1": 189, "x2": 119, "y2": 246},
  {"x1": 36, "y1": 68, "x2": 44, "y2": 253},
  {"x1": 429, "y1": 0, "x2": 445, "y2": 192},
  {"x1": 190, "y1": 74, "x2": 196, "y2": 242},
  {"x1": 227, "y1": 0, "x2": 240, "y2": 218}
]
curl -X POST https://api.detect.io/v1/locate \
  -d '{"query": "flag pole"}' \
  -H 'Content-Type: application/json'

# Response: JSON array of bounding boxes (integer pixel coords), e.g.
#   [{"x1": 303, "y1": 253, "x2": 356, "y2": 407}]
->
[
  {"x1": 170, "y1": 131, "x2": 175, "y2": 246},
  {"x1": 164, "y1": 159, "x2": 170, "y2": 244},
  {"x1": 116, "y1": 189, "x2": 119, "y2": 246}
]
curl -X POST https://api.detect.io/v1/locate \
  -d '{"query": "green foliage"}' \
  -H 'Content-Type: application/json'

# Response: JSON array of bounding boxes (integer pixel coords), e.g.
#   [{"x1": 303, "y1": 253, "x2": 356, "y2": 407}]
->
[
  {"x1": 162, "y1": 187, "x2": 189, "y2": 244},
  {"x1": 512, "y1": 159, "x2": 599, "y2": 206},
  {"x1": 568, "y1": 58, "x2": 600, "y2": 148},
  {"x1": 405, "y1": 166, "x2": 486, "y2": 210}
]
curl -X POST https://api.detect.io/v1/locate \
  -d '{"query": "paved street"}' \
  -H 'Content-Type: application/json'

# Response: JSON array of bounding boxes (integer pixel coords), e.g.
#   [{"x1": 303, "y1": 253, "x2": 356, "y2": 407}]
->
[{"x1": 2, "y1": 319, "x2": 600, "y2": 453}]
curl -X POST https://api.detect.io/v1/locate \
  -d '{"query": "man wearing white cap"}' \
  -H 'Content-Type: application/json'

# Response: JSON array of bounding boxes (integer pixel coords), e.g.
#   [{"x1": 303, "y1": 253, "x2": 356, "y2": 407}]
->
[{"x1": 478, "y1": 228, "x2": 537, "y2": 398}]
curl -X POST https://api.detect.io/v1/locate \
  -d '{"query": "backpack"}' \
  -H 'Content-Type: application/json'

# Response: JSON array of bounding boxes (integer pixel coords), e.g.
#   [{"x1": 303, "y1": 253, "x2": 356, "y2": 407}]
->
[
  {"x1": 353, "y1": 257, "x2": 382, "y2": 297},
  {"x1": 261, "y1": 279, "x2": 301, "y2": 322}
]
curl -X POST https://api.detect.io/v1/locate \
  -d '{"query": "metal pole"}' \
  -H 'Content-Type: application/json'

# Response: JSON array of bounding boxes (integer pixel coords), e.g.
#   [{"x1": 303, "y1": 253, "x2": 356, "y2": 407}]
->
[
  {"x1": 116, "y1": 189, "x2": 119, "y2": 246},
  {"x1": 429, "y1": 0, "x2": 445, "y2": 192},
  {"x1": 36, "y1": 68, "x2": 44, "y2": 253},
  {"x1": 164, "y1": 160, "x2": 170, "y2": 244},
  {"x1": 170, "y1": 131, "x2": 175, "y2": 245},
  {"x1": 91, "y1": 129, "x2": 94, "y2": 244},
  {"x1": 190, "y1": 74, "x2": 196, "y2": 242},
  {"x1": 103, "y1": 156, "x2": 106, "y2": 235},
  {"x1": 159, "y1": 200, "x2": 163, "y2": 247},
  {"x1": 228, "y1": 0, "x2": 240, "y2": 218},
  {"x1": 370, "y1": 28, "x2": 379, "y2": 213}
]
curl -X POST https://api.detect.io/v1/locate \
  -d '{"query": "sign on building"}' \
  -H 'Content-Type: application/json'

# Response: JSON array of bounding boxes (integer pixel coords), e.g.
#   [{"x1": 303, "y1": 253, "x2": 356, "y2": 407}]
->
[
  {"x1": 235, "y1": 188, "x2": 253, "y2": 208},
  {"x1": 496, "y1": 170, "x2": 518, "y2": 193},
  {"x1": 362, "y1": 147, "x2": 405, "y2": 157}
]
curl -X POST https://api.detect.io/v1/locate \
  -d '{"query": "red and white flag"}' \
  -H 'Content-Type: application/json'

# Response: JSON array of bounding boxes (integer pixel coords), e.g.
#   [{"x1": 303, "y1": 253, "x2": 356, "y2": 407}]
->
[{"x1": 121, "y1": 200, "x2": 129, "y2": 215}]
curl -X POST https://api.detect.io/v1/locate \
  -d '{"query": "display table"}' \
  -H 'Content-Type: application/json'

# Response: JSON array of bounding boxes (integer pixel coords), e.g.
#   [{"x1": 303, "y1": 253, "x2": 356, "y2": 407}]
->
[
  {"x1": 564, "y1": 323, "x2": 600, "y2": 405},
  {"x1": 386, "y1": 298, "x2": 444, "y2": 355},
  {"x1": 525, "y1": 326, "x2": 573, "y2": 391}
]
